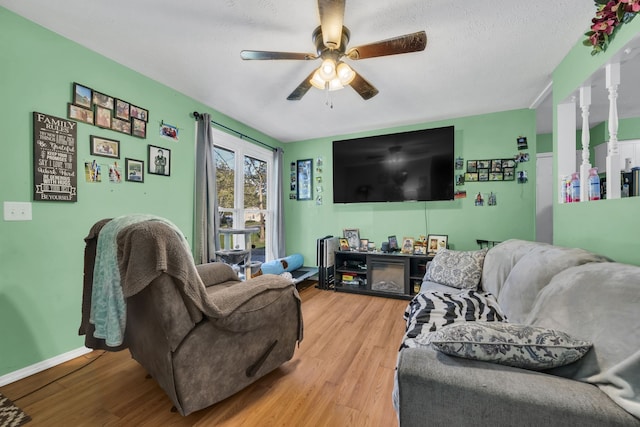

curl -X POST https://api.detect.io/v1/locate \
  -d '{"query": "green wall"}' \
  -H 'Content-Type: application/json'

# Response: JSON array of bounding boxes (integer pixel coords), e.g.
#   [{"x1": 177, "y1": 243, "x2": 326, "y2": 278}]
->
[
  {"x1": 537, "y1": 133, "x2": 553, "y2": 153},
  {"x1": 283, "y1": 109, "x2": 537, "y2": 263},
  {"x1": 0, "y1": 5, "x2": 541, "y2": 379},
  {"x1": 0, "y1": 8, "x2": 280, "y2": 377},
  {"x1": 552, "y1": 20, "x2": 640, "y2": 265}
]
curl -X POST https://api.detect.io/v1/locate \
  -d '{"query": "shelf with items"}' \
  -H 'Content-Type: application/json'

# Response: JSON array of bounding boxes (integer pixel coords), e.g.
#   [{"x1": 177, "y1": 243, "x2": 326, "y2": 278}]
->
[{"x1": 334, "y1": 250, "x2": 432, "y2": 299}]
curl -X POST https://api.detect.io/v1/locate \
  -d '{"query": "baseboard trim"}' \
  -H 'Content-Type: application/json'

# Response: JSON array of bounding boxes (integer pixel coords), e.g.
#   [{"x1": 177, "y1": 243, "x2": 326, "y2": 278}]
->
[{"x1": 0, "y1": 347, "x2": 92, "y2": 387}]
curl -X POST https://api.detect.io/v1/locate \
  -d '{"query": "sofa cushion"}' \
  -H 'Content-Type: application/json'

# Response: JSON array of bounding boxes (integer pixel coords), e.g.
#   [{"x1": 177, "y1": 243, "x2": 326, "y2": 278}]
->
[
  {"x1": 430, "y1": 322, "x2": 592, "y2": 370},
  {"x1": 496, "y1": 245, "x2": 609, "y2": 323},
  {"x1": 527, "y1": 262, "x2": 640, "y2": 419},
  {"x1": 401, "y1": 290, "x2": 505, "y2": 349},
  {"x1": 425, "y1": 248, "x2": 488, "y2": 290},
  {"x1": 481, "y1": 239, "x2": 542, "y2": 295}
]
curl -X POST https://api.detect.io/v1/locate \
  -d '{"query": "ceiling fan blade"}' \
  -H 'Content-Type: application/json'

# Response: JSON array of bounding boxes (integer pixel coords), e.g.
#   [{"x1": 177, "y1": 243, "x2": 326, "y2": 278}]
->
[
  {"x1": 318, "y1": 0, "x2": 345, "y2": 49},
  {"x1": 240, "y1": 50, "x2": 317, "y2": 60},
  {"x1": 346, "y1": 31, "x2": 427, "y2": 60},
  {"x1": 349, "y1": 72, "x2": 379, "y2": 100},
  {"x1": 287, "y1": 70, "x2": 317, "y2": 101}
]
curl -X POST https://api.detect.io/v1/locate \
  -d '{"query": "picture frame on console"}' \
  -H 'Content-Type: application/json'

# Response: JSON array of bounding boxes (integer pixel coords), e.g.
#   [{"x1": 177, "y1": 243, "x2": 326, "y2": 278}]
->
[
  {"x1": 339, "y1": 238, "x2": 350, "y2": 251},
  {"x1": 427, "y1": 234, "x2": 448, "y2": 255},
  {"x1": 343, "y1": 228, "x2": 360, "y2": 250},
  {"x1": 388, "y1": 235, "x2": 398, "y2": 252},
  {"x1": 401, "y1": 237, "x2": 414, "y2": 254}
]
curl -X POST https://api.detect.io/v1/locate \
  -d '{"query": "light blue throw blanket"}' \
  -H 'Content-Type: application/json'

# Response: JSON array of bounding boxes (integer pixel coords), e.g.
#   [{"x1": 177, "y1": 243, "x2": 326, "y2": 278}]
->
[{"x1": 90, "y1": 214, "x2": 190, "y2": 346}]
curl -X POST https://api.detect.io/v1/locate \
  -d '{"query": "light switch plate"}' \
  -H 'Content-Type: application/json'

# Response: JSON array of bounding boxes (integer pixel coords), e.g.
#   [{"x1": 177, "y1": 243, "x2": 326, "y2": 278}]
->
[{"x1": 3, "y1": 201, "x2": 32, "y2": 221}]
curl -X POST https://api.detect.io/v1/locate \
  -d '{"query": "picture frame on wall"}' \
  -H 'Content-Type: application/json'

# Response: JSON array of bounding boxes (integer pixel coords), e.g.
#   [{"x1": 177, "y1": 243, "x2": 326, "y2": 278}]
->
[
  {"x1": 111, "y1": 117, "x2": 131, "y2": 134},
  {"x1": 125, "y1": 158, "x2": 144, "y2": 182},
  {"x1": 132, "y1": 117, "x2": 146, "y2": 138},
  {"x1": 115, "y1": 98, "x2": 130, "y2": 120},
  {"x1": 427, "y1": 234, "x2": 448, "y2": 255},
  {"x1": 67, "y1": 103, "x2": 94, "y2": 125},
  {"x1": 466, "y1": 160, "x2": 477, "y2": 173},
  {"x1": 94, "y1": 105, "x2": 112, "y2": 129},
  {"x1": 148, "y1": 145, "x2": 171, "y2": 176},
  {"x1": 73, "y1": 82, "x2": 92, "y2": 108},
  {"x1": 296, "y1": 158, "x2": 313, "y2": 201},
  {"x1": 90, "y1": 135, "x2": 119, "y2": 159},
  {"x1": 92, "y1": 91, "x2": 114, "y2": 109},
  {"x1": 503, "y1": 167, "x2": 515, "y2": 181},
  {"x1": 130, "y1": 104, "x2": 148, "y2": 121}
]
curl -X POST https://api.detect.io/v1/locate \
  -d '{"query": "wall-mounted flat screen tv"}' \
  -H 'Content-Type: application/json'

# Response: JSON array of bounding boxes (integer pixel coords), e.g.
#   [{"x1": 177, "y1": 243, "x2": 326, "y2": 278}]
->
[{"x1": 333, "y1": 126, "x2": 454, "y2": 203}]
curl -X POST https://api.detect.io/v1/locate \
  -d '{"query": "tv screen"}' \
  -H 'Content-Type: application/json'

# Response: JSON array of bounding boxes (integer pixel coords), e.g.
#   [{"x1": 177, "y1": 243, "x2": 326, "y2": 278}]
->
[{"x1": 333, "y1": 126, "x2": 454, "y2": 203}]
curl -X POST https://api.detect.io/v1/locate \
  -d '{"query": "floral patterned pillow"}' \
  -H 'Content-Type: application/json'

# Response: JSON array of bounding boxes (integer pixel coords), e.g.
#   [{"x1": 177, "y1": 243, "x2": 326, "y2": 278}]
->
[
  {"x1": 425, "y1": 248, "x2": 488, "y2": 290},
  {"x1": 430, "y1": 322, "x2": 592, "y2": 370}
]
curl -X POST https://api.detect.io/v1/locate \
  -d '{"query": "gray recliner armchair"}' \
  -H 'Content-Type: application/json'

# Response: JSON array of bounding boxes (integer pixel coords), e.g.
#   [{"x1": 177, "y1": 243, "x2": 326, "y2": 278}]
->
[{"x1": 80, "y1": 217, "x2": 303, "y2": 416}]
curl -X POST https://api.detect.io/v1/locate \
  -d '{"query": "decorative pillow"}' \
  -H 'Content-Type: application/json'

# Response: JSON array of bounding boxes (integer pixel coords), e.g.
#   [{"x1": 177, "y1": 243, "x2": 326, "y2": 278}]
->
[
  {"x1": 430, "y1": 322, "x2": 592, "y2": 370},
  {"x1": 400, "y1": 290, "x2": 506, "y2": 350},
  {"x1": 425, "y1": 248, "x2": 488, "y2": 290}
]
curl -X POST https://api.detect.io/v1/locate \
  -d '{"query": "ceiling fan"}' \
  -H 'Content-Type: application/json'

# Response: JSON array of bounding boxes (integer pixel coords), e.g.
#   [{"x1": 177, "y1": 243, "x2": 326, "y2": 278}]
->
[{"x1": 240, "y1": 0, "x2": 427, "y2": 101}]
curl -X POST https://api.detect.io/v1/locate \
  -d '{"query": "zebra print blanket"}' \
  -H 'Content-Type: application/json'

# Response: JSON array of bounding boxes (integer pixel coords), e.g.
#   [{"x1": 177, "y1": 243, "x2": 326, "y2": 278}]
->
[{"x1": 401, "y1": 290, "x2": 506, "y2": 350}]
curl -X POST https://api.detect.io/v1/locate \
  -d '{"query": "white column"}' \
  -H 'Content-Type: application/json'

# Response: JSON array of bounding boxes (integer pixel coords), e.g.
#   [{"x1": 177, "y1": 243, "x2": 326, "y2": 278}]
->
[
  {"x1": 606, "y1": 62, "x2": 621, "y2": 199},
  {"x1": 579, "y1": 86, "x2": 592, "y2": 202},
  {"x1": 557, "y1": 99, "x2": 577, "y2": 203}
]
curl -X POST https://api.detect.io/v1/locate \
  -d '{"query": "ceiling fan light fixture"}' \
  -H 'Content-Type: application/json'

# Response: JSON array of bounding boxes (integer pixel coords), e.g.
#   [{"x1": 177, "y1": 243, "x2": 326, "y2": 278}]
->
[
  {"x1": 336, "y1": 62, "x2": 355, "y2": 85},
  {"x1": 319, "y1": 58, "x2": 337, "y2": 80},
  {"x1": 328, "y1": 78, "x2": 344, "y2": 91},
  {"x1": 310, "y1": 69, "x2": 326, "y2": 90}
]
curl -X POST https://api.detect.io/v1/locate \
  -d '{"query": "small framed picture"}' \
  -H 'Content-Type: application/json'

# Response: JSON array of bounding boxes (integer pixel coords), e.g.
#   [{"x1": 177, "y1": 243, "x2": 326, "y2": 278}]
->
[
  {"x1": 94, "y1": 105, "x2": 112, "y2": 129},
  {"x1": 297, "y1": 159, "x2": 313, "y2": 201},
  {"x1": 401, "y1": 237, "x2": 414, "y2": 254},
  {"x1": 427, "y1": 234, "x2": 448, "y2": 255},
  {"x1": 477, "y1": 160, "x2": 490, "y2": 169},
  {"x1": 111, "y1": 117, "x2": 131, "y2": 134},
  {"x1": 339, "y1": 238, "x2": 350, "y2": 251},
  {"x1": 478, "y1": 169, "x2": 489, "y2": 181},
  {"x1": 503, "y1": 167, "x2": 515, "y2": 181},
  {"x1": 502, "y1": 159, "x2": 516, "y2": 168},
  {"x1": 160, "y1": 122, "x2": 179, "y2": 141},
  {"x1": 388, "y1": 235, "x2": 398, "y2": 251},
  {"x1": 115, "y1": 99, "x2": 130, "y2": 120},
  {"x1": 132, "y1": 117, "x2": 146, "y2": 138},
  {"x1": 90, "y1": 135, "x2": 119, "y2": 159},
  {"x1": 465, "y1": 172, "x2": 478, "y2": 182},
  {"x1": 466, "y1": 160, "x2": 477, "y2": 173},
  {"x1": 489, "y1": 172, "x2": 503, "y2": 181},
  {"x1": 148, "y1": 145, "x2": 171, "y2": 176},
  {"x1": 360, "y1": 239, "x2": 369, "y2": 251},
  {"x1": 455, "y1": 157, "x2": 464, "y2": 170},
  {"x1": 414, "y1": 245, "x2": 426, "y2": 255},
  {"x1": 73, "y1": 82, "x2": 93, "y2": 108},
  {"x1": 68, "y1": 103, "x2": 94, "y2": 124},
  {"x1": 130, "y1": 105, "x2": 148, "y2": 122},
  {"x1": 491, "y1": 159, "x2": 503, "y2": 172},
  {"x1": 343, "y1": 228, "x2": 360, "y2": 250},
  {"x1": 125, "y1": 158, "x2": 144, "y2": 183},
  {"x1": 92, "y1": 91, "x2": 114, "y2": 109}
]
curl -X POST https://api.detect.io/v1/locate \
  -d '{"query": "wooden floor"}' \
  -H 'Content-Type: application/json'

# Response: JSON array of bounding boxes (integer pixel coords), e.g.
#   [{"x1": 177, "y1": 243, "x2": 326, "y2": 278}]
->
[{"x1": 1, "y1": 285, "x2": 409, "y2": 426}]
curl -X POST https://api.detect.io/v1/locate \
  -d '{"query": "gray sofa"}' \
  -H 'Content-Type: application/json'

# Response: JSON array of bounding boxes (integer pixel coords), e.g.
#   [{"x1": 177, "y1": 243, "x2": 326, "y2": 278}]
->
[{"x1": 395, "y1": 239, "x2": 640, "y2": 426}]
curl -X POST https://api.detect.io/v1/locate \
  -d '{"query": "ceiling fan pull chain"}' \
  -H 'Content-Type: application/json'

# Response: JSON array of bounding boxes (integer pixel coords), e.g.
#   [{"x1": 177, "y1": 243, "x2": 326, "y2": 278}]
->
[{"x1": 324, "y1": 82, "x2": 333, "y2": 109}]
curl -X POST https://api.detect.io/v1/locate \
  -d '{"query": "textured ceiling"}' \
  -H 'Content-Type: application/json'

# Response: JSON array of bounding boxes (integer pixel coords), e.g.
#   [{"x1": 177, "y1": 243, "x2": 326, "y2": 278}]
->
[{"x1": 1, "y1": 0, "x2": 613, "y2": 142}]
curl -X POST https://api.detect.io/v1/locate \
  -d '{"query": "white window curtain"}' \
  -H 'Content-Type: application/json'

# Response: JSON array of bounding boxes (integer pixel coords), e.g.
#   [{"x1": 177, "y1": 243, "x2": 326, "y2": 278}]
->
[{"x1": 194, "y1": 113, "x2": 219, "y2": 264}]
